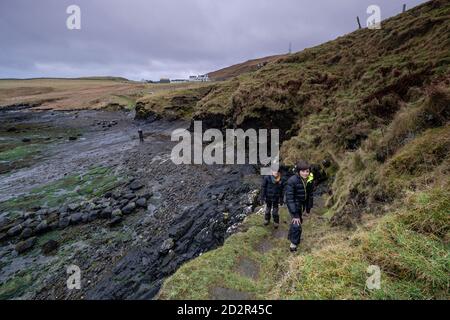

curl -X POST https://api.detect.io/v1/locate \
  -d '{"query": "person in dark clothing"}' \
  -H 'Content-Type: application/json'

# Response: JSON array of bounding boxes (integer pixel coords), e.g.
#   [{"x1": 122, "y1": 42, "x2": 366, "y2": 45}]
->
[
  {"x1": 261, "y1": 169, "x2": 285, "y2": 228},
  {"x1": 285, "y1": 160, "x2": 314, "y2": 252},
  {"x1": 138, "y1": 129, "x2": 144, "y2": 143}
]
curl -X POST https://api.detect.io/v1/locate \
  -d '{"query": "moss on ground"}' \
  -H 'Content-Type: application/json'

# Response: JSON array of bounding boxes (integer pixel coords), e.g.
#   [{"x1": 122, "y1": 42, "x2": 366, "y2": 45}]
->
[
  {"x1": 0, "y1": 166, "x2": 123, "y2": 213},
  {"x1": 0, "y1": 123, "x2": 81, "y2": 174},
  {"x1": 0, "y1": 270, "x2": 33, "y2": 300},
  {"x1": 0, "y1": 145, "x2": 41, "y2": 162}
]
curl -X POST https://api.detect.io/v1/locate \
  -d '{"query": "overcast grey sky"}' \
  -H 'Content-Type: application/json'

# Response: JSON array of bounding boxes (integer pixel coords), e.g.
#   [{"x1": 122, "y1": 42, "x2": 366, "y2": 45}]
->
[{"x1": 0, "y1": 0, "x2": 429, "y2": 80}]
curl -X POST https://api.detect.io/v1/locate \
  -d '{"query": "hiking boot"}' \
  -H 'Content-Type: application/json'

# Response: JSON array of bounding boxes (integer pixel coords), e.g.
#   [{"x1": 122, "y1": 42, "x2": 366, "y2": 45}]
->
[
  {"x1": 289, "y1": 243, "x2": 297, "y2": 252},
  {"x1": 264, "y1": 220, "x2": 270, "y2": 226},
  {"x1": 273, "y1": 222, "x2": 279, "y2": 229}
]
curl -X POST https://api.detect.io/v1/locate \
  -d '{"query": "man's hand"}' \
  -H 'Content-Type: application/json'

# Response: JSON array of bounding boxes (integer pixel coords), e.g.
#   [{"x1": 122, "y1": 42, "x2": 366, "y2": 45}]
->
[{"x1": 292, "y1": 218, "x2": 301, "y2": 226}]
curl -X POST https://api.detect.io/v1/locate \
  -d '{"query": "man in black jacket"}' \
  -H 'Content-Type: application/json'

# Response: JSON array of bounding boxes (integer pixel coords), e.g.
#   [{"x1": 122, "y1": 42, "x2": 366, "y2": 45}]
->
[
  {"x1": 261, "y1": 169, "x2": 285, "y2": 228},
  {"x1": 285, "y1": 160, "x2": 314, "y2": 252}
]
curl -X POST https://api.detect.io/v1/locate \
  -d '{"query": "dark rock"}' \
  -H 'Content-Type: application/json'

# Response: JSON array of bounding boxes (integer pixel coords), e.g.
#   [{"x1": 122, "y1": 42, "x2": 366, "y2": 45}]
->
[
  {"x1": 129, "y1": 180, "x2": 145, "y2": 191},
  {"x1": 81, "y1": 213, "x2": 89, "y2": 223},
  {"x1": 104, "y1": 192, "x2": 113, "y2": 199},
  {"x1": 101, "y1": 207, "x2": 113, "y2": 219},
  {"x1": 35, "y1": 220, "x2": 48, "y2": 234},
  {"x1": 24, "y1": 212, "x2": 35, "y2": 219},
  {"x1": 49, "y1": 222, "x2": 59, "y2": 230},
  {"x1": 143, "y1": 192, "x2": 154, "y2": 199},
  {"x1": 168, "y1": 216, "x2": 194, "y2": 240},
  {"x1": 59, "y1": 211, "x2": 70, "y2": 219},
  {"x1": 124, "y1": 194, "x2": 136, "y2": 200},
  {"x1": 122, "y1": 202, "x2": 136, "y2": 215},
  {"x1": 108, "y1": 216, "x2": 123, "y2": 227},
  {"x1": 112, "y1": 209, "x2": 122, "y2": 218},
  {"x1": 0, "y1": 217, "x2": 11, "y2": 229},
  {"x1": 48, "y1": 207, "x2": 59, "y2": 215},
  {"x1": 41, "y1": 240, "x2": 59, "y2": 255},
  {"x1": 112, "y1": 192, "x2": 122, "y2": 200},
  {"x1": 70, "y1": 212, "x2": 83, "y2": 224},
  {"x1": 88, "y1": 211, "x2": 98, "y2": 222},
  {"x1": 68, "y1": 203, "x2": 80, "y2": 212},
  {"x1": 85, "y1": 164, "x2": 256, "y2": 300},
  {"x1": 22, "y1": 138, "x2": 31, "y2": 143},
  {"x1": 0, "y1": 232, "x2": 7, "y2": 242},
  {"x1": 7, "y1": 224, "x2": 23, "y2": 237},
  {"x1": 23, "y1": 218, "x2": 35, "y2": 227},
  {"x1": 47, "y1": 213, "x2": 59, "y2": 224},
  {"x1": 68, "y1": 136, "x2": 77, "y2": 141},
  {"x1": 159, "y1": 238, "x2": 175, "y2": 255},
  {"x1": 15, "y1": 237, "x2": 37, "y2": 254},
  {"x1": 136, "y1": 198, "x2": 147, "y2": 208},
  {"x1": 59, "y1": 217, "x2": 70, "y2": 229},
  {"x1": 20, "y1": 228, "x2": 33, "y2": 239},
  {"x1": 85, "y1": 202, "x2": 96, "y2": 211}
]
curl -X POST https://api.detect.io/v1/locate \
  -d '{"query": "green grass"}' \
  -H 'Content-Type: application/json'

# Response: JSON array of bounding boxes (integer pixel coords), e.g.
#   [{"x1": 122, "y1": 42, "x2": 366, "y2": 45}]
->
[{"x1": 159, "y1": 186, "x2": 450, "y2": 300}]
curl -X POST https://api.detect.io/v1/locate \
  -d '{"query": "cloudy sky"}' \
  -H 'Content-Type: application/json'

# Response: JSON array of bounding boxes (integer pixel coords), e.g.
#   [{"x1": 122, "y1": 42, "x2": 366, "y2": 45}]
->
[{"x1": 0, "y1": 0, "x2": 429, "y2": 81}]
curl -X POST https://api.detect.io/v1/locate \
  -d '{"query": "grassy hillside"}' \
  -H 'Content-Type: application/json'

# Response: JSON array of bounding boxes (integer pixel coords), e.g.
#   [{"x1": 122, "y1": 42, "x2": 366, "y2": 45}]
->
[
  {"x1": 137, "y1": 0, "x2": 450, "y2": 299},
  {"x1": 208, "y1": 54, "x2": 287, "y2": 81}
]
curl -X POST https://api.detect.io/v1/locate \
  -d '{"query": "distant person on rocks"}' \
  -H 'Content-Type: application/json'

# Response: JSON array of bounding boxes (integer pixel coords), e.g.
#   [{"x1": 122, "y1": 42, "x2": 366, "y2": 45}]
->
[
  {"x1": 285, "y1": 160, "x2": 314, "y2": 252},
  {"x1": 261, "y1": 168, "x2": 285, "y2": 229},
  {"x1": 138, "y1": 129, "x2": 144, "y2": 143}
]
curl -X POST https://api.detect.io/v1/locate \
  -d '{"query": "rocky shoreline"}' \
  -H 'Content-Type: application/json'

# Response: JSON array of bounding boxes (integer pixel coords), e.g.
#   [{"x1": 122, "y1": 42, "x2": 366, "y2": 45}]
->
[{"x1": 0, "y1": 106, "x2": 261, "y2": 299}]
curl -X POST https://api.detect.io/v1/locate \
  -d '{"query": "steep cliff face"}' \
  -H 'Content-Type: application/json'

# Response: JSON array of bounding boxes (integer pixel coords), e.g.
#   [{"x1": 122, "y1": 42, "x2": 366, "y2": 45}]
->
[{"x1": 136, "y1": 0, "x2": 449, "y2": 224}]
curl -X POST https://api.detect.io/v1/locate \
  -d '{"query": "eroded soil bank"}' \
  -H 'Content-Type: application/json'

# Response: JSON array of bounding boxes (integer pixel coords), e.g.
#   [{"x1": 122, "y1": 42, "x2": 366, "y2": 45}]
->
[{"x1": 0, "y1": 106, "x2": 260, "y2": 299}]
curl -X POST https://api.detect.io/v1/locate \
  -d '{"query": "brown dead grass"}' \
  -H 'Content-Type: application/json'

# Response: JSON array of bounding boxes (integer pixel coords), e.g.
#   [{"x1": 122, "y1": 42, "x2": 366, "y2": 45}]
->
[
  {"x1": 208, "y1": 54, "x2": 287, "y2": 81},
  {"x1": 0, "y1": 79, "x2": 210, "y2": 111}
]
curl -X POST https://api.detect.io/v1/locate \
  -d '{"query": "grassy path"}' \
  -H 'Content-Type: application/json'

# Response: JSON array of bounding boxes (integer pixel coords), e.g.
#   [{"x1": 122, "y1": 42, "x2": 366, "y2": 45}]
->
[
  {"x1": 158, "y1": 185, "x2": 449, "y2": 300},
  {"x1": 158, "y1": 195, "x2": 352, "y2": 299}
]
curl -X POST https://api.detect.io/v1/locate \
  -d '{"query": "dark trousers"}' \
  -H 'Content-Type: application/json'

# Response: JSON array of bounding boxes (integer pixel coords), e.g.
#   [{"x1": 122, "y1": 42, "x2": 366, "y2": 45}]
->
[
  {"x1": 265, "y1": 201, "x2": 280, "y2": 224},
  {"x1": 288, "y1": 203, "x2": 305, "y2": 246}
]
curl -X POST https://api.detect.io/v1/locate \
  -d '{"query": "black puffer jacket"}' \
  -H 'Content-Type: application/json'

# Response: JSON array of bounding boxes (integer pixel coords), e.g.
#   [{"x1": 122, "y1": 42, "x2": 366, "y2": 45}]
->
[
  {"x1": 261, "y1": 175, "x2": 285, "y2": 203},
  {"x1": 285, "y1": 173, "x2": 314, "y2": 218}
]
